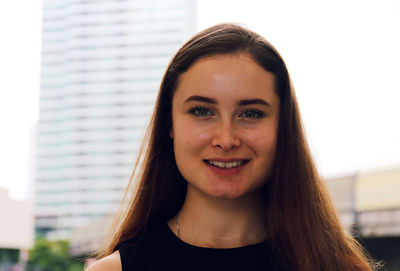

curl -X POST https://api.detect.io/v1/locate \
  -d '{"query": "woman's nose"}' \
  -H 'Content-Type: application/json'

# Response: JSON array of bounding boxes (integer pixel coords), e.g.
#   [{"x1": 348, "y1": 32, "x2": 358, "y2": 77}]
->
[{"x1": 211, "y1": 120, "x2": 240, "y2": 151}]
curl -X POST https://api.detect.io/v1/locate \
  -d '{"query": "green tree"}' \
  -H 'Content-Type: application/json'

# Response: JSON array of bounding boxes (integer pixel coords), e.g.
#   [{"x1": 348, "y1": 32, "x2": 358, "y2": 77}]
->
[{"x1": 26, "y1": 238, "x2": 84, "y2": 271}]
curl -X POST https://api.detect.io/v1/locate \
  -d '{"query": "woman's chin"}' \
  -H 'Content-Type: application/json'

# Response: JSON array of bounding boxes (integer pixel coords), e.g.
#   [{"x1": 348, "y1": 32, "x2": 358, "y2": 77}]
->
[{"x1": 199, "y1": 184, "x2": 251, "y2": 201}]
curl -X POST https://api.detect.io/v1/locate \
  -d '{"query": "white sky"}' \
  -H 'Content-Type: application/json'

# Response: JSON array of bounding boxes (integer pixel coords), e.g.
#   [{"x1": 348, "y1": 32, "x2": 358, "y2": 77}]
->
[{"x1": 0, "y1": 0, "x2": 399, "y2": 200}]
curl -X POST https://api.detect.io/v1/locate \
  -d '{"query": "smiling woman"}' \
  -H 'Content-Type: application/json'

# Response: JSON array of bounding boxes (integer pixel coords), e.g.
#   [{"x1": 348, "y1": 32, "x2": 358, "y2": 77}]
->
[{"x1": 86, "y1": 24, "x2": 379, "y2": 271}]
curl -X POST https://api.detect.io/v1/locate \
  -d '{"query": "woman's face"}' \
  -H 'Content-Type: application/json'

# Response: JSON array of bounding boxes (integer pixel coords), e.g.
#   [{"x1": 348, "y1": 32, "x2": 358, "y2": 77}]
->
[{"x1": 171, "y1": 53, "x2": 280, "y2": 200}]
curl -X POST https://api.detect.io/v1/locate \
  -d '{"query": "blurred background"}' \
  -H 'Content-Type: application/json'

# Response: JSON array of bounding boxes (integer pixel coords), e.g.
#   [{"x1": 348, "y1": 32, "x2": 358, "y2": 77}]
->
[{"x1": 0, "y1": 0, "x2": 399, "y2": 270}]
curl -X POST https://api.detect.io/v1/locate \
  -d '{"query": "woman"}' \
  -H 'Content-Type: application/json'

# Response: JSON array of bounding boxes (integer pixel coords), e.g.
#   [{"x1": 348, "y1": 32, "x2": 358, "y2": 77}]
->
[{"x1": 87, "y1": 23, "x2": 377, "y2": 271}]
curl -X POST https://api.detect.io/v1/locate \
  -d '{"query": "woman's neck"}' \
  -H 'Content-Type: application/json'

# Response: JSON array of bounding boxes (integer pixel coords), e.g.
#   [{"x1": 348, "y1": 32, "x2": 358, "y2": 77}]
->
[{"x1": 167, "y1": 186, "x2": 267, "y2": 248}]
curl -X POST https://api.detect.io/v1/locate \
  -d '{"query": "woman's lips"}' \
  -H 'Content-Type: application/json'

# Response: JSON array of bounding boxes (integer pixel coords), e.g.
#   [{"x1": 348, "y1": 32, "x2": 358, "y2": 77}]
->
[{"x1": 204, "y1": 159, "x2": 249, "y2": 176}]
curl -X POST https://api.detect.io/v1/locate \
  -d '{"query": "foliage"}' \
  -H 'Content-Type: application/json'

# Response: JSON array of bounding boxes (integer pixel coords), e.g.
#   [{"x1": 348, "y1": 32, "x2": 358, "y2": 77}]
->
[{"x1": 26, "y1": 238, "x2": 84, "y2": 271}]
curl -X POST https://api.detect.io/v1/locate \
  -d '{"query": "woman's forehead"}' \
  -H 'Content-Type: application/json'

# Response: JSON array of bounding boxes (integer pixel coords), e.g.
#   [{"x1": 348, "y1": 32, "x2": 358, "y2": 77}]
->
[{"x1": 173, "y1": 53, "x2": 277, "y2": 104}]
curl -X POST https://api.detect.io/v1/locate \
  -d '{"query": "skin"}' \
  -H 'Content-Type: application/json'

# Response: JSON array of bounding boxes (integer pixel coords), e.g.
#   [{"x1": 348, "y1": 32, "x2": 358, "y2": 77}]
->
[
  {"x1": 87, "y1": 53, "x2": 280, "y2": 270},
  {"x1": 168, "y1": 53, "x2": 280, "y2": 248},
  {"x1": 85, "y1": 251, "x2": 121, "y2": 271}
]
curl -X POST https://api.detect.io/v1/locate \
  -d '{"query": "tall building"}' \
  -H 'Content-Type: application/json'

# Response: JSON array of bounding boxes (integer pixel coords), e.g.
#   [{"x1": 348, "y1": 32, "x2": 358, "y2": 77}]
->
[{"x1": 36, "y1": 0, "x2": 197, "y2": 238}]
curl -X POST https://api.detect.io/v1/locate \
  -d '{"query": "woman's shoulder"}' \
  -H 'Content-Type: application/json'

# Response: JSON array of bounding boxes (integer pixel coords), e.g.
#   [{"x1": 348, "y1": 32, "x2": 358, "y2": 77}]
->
[
  {"x1": 85, "y1": 251, "x2": 122, "y2": 271},
  {"x1": 86, "y1": 224, "x2": 168, "y2": 271}
]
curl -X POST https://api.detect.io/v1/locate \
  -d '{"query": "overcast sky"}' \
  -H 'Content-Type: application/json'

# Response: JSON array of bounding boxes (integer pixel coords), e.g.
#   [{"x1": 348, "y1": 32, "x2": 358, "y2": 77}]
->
[{"x1": 0, "y1": 0, "x2": 399, "y2": 200}]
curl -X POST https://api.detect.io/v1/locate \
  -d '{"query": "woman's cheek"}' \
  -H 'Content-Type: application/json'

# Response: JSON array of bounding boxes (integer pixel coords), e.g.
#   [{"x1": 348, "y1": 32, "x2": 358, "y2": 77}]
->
[
  {"x1": 186, "y1": 126, "x2": 213, "y2": 147},
  {"x1": 197, "y1": 129, "x2": 213, "y2": 142},
  {"x1": 244, "y1": 129, "x2": 276, "y2": 152}
]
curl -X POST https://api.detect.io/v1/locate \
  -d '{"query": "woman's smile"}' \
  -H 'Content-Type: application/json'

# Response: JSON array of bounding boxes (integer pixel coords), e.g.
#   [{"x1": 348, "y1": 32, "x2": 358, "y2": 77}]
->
[
  {"x1": 204, "y1": 158, "x2": 250, "y2": 176},
  {"x1": 204, "y1": 159, "x2": 249, "y2": 169}
]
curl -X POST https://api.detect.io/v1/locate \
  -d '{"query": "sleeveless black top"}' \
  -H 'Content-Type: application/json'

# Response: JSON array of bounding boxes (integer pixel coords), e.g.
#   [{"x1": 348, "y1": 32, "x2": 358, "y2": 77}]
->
[{"x1": 117, "y1": 223, "x2": 279, "y2": 271}]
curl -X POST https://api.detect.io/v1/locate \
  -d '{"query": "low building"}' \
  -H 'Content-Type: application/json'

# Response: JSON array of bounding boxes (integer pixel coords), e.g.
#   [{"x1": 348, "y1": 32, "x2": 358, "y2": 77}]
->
[
  {"x1": 325, "y1": 167, "x2": 400, "y2": 270},
  {"x1": 355, "y1": 167, "x2": 400, "y2": 237},
  {"x1": 0, "y1": 188, "x2": 34, "y2": 250},
  {"x1": 0, "y1": 188, "x2": 33, "y2": 269},
  {"x1": 69, "y1": 216, "x2": 113, "y2": 257},
  {"x1": 324, "y1": 173, "x2": 357, "y2": 233}
]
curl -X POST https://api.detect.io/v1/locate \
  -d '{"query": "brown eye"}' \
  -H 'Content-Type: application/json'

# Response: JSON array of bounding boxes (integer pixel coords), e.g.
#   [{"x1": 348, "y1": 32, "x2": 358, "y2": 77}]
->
[
  {"x1": 239, "y1": 110, "x2": 264, "y2": 119},
  {"x1": 189, "y1": 106, "x2": 214, "y2": 117}
]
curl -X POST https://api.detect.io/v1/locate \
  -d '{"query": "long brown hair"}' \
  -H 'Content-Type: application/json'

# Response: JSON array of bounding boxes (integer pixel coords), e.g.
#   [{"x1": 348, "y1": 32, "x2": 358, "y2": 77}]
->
[{"x1": 99, "y1": 23, "x2": 378, "y2": 270}]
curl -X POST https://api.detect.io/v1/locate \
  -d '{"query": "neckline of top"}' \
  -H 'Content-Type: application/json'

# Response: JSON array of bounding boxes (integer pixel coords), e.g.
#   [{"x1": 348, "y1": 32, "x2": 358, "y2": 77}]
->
[{"x1": 162, "y1": 222, "x2": 266, "y2": 252}]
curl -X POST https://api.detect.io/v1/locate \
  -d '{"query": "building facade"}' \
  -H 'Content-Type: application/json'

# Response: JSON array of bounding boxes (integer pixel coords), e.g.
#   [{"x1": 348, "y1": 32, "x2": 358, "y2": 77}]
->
[
  {"x1": 325, "y1": 167, "x2": 400, "y2": 270},
  {"x1": 324, "y1": 174, "x2": 357, "y2": 233},
  {"x1": 0, "y1": 188, "x2": 34, "y2": 249},
  {"x1": 36, "y1": 0, "x2": 196, "y2": 238},
  {"x1": 325, "y1": 167, "x2": 400, "y2": 236}
]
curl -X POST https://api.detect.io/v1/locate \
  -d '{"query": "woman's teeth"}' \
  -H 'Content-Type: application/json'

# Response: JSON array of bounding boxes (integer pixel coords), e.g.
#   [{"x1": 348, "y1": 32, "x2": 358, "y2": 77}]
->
[{"x1": 206, "y1": 160, "x2": 245, "y2": 169}]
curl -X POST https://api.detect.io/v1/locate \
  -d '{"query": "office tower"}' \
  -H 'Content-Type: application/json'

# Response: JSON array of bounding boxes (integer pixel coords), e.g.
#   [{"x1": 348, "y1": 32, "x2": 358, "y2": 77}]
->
[{"x1": 36, "y1": 0, "x2": 196, "y2": 238}]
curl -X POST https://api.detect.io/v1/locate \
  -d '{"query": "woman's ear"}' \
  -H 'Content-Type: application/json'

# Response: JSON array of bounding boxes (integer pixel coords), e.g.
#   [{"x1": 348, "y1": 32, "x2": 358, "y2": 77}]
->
[{"x1": 169, "y1": 128, "x2": 174, "y2": 138}]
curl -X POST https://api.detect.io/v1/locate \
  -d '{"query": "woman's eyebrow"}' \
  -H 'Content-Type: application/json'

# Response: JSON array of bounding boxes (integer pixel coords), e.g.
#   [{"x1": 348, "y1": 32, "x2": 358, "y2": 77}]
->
[
  {"x1": 184, "y1": 95, "x2": 271, "y2": 107},
  {"x1": 184, "y1": 95, "x2": 217, "y2": 104},
  {"x1": 237, "y1": 99, "x2": 271, "y2": 107}
]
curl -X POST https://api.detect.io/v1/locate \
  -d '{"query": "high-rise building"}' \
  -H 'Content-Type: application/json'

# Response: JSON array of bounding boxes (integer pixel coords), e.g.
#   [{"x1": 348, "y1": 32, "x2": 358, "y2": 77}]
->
[{"x1": 36, "y1": 0, "x2": 197, "y2": 238}]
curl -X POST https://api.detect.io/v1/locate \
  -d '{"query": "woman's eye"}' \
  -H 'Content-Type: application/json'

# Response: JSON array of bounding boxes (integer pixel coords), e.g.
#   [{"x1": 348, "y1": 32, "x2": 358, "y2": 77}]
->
[
  {"x1": 189, "y1": 106, "x2": 214, "y2": 117},
  {"x1": 239, "y1": 110, "x2": 264, "y2": 119}
]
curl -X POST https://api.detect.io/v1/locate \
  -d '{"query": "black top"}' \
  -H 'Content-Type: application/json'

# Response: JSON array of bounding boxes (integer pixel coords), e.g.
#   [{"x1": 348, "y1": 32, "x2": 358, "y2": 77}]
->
[{"x1": 117, "y1": 223, "x2": 279, "y2": 271}]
